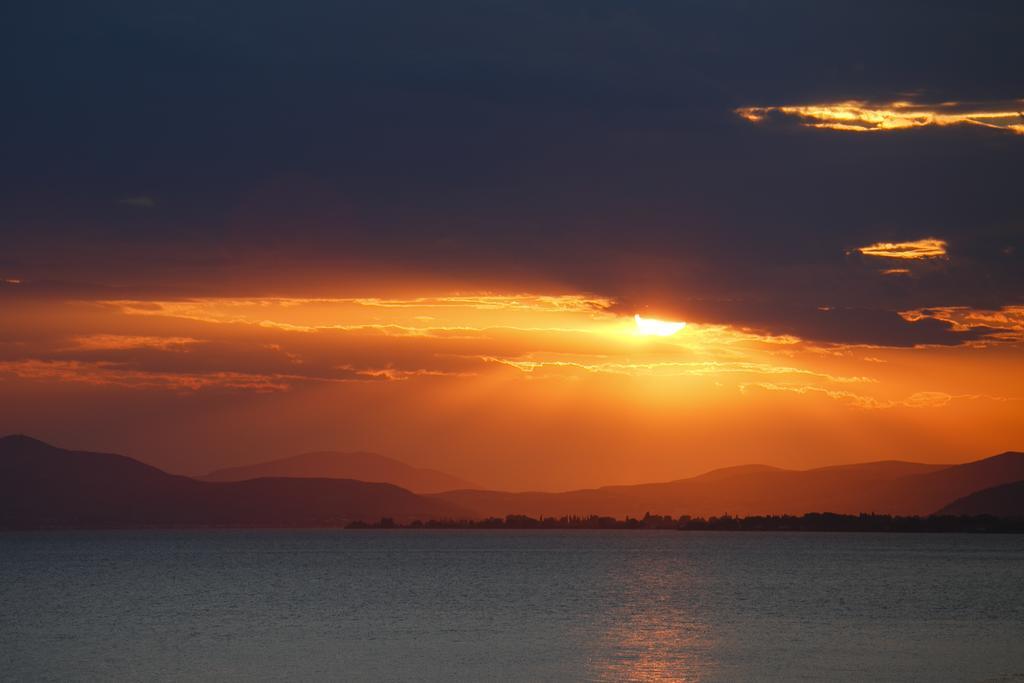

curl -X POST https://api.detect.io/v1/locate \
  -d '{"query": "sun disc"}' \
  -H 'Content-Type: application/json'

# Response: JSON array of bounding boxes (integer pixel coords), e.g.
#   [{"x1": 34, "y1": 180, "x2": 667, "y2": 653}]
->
[{"x1": 634, "y1": 314, "x2": 687, "y2": 336}]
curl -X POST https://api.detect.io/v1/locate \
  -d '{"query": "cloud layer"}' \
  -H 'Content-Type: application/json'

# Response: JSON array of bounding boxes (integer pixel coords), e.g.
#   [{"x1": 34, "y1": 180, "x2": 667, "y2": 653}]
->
[{"x1": 2, "y1": 2, "x2": 1023, "y2": 486}]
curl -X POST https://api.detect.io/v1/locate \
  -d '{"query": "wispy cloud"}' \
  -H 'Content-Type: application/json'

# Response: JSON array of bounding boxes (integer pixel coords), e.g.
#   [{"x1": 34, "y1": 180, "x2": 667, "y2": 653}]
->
[
  {"x1": 70, "y1": 334, "x2": 201, "y2": 351},
  {"x1": 741, "y1": 382, "x2": 1022, "y2": 410},
  {"x1": 739, "y1": 382, "x2": 951, "y2": 409},
  {"x1": 854, "y1": 238, "x2": 947, "y2": 260},
  {"x1": 347, "y1": 295, "x2": 614, "y2": 312},
  {"x1": 899, "y1": 306, "x2": 1024, "y2": 343},
  {"x1": 0, "y1": 360, "x2": 291, "y2": 392},
  {"x1": 737, "y1": 100, "x2": 1024, "y2": 134},
  {"x1": 484, "y1": 357, "x2": 874, "y2": 384}
]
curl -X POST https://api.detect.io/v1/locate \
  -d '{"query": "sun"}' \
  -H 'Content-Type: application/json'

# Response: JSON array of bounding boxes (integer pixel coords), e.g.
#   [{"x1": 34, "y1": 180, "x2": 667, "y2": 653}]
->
[{"x1": 634, "y1": 314, "x2": 687, "y2": 336}]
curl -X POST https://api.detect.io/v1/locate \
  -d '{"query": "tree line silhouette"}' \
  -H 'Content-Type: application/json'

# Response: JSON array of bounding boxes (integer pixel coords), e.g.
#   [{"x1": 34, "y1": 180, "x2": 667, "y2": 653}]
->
[{"x1": 346, "y1": 512, "x2": 1024, "y2": 532}]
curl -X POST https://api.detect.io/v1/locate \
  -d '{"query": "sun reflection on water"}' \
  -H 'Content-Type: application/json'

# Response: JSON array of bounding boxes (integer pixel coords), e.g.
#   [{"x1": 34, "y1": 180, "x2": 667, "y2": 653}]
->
[{"x1": 583, "y1": 546, "x2": 716, "y2": 681}]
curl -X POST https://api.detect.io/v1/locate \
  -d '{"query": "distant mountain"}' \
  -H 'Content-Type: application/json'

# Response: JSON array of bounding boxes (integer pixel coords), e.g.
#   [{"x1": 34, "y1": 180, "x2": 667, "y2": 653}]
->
[
  {"x1": 686, "y1": 463, "x2": 786, "y2": 482},
  {"x1": 0, "y1": 435, "x2": 464, "y2": 528},
  {"x1": 937, "y1": 480, "x2": 1024, "y2": 517},
  {"x1": 433, "y1": 454, "x2": 1024, "y2": 519},
  {"x1": 6, "y1": 434, "x2": 1022, "y2": 526},
  {"x1": 203, "y1": 451, "x2": 475, "y2": 493},
  {"x1": 876, "y1": 452, "x2": 1024, "y2": 515}
]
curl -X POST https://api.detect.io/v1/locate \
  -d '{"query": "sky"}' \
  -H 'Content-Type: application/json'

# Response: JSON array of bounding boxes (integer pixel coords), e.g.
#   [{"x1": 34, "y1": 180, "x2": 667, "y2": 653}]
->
[{"x1": 1, "y1": 1, "x2": 1022, "y2": 490}]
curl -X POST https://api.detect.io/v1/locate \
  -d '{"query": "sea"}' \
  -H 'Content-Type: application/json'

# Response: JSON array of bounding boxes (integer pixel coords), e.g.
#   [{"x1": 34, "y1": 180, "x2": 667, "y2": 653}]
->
[{"x1": 2, "y1": 530, "x2": 1023, "y2": 681}]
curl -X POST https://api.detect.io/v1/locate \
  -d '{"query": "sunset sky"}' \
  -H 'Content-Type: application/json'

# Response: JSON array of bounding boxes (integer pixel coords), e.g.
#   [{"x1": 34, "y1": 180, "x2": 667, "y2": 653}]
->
[{"x1": 2, "y1": 2, "x2": 1022, "y2": 490}]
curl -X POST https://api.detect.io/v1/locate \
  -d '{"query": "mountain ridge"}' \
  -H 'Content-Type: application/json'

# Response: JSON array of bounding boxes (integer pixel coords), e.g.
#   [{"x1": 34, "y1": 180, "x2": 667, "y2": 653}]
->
[
  {"x1": 203, "y1": 450, "x2": 476, "y2": 493},
  {"x1": 431, "y1": 452, "x2": 1024, "y2": 519},
  {"x1": 0, "y1": 435, "x2": 465, "y2": 528},
  {"x1": 3, "y1": 435, "x2": 1022, "y2": 527},
  {"x1": 938, "y1": 480, "x2": 1024, "y2": 517}
]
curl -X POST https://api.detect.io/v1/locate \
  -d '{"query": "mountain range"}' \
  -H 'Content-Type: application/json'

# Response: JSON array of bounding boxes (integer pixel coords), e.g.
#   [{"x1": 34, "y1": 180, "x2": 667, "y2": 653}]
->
[
  {"x1": 939, "y1": 481, "x2": 1024, "y2": 517},
  {"x1": 0, "y1": 435, "x2": 464, "y2": 528},
  {"x1": 1, "y1": 434, "x2": 1022, "y2": 528},
  {"x1": 202, "y1": 451, "x2": 475, "y2": 493},
  {"x1": 431, "y1": 452, "x2": 1024, "y2": 519}
]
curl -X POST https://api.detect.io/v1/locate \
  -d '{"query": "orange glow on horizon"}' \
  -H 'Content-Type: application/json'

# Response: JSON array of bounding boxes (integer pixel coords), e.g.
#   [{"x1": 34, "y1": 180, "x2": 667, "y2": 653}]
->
[{"x1": 1, "y1": 290, "x2": 1022, "y2": 490}]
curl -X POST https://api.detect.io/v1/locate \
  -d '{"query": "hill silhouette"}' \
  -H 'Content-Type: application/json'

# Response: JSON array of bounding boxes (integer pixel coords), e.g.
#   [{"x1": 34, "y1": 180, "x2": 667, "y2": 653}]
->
[
  {"x1": 0, "y1": 435, "x2": 464, "y2": 528},
  {"x1": 203, "y1": 451, "x2": 475, "y2": 493},
  {"x1": 432, "y1": 453, "x2": 1024, "y2": 519},
  {"x1": 4, "y1": 434, "x2": 1022, "y2": 527},
  {"x1": 938, "y1": 480, "x2": 1024, "y2": 517},
  {"x1": 875, "y1": 452, "x2": 1024, "y2": 514}
]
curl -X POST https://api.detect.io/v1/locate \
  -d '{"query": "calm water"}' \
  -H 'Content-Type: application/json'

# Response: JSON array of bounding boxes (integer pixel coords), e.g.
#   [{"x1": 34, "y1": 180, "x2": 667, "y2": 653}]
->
[{"x1": 2, "y1": 531, "x2": 1023, "y2": 682}]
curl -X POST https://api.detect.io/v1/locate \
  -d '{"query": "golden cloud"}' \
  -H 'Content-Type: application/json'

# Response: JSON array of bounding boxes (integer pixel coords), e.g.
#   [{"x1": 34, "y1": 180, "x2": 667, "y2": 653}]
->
[
  {"x1": 737, "y1": 100, "x2": 1024, "y2": 134},
  {"x1": 103, "y1": 294, "x2": 617, "y2": 337},
  {"x1": 739, "y1": 382, "x2": 959, "y2": 409},
  {"x1": 855, "y1": 238, "x2": 947, "y2": 260},
  {"x1": 899, "y1": 306, "x2": 1024, "y2": 342},
  {"x1": 70, "y1": 334, "x2": 201, "y2": 351},
  {"x1": 0, "y1": 360, "x2": 291, "y2": 392},
  {"x1": 485, "y1": 357, "x2": 874, "y2": 384}
]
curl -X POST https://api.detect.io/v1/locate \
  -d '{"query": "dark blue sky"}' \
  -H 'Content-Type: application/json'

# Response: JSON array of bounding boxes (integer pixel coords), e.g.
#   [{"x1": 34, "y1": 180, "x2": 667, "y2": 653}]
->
[{"x1": 3, "y1": 1, "x2": 1022, "y2": 345}]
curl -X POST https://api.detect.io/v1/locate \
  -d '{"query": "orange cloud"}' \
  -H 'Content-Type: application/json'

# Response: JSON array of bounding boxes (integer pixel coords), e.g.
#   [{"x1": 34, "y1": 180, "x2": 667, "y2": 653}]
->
[
  {"x1": 855, "y1": 238, "x2": 947, "y2": 260},
  {"x1": 737, "y1": 100, "x2": 1024, "y2": 134},
  {"x1": 70, "y1": 334, "x2": 201, "y2": 351},
  {"x1": 0, "y1": 360, "x2": 291, "y2": 392},
  {"x1": 739, "y1": 383, "x2": 963, "y2": 410},
  {"x1": 899, "y1": 306, "x2": 1024, "y2": 343},
  {"x1": 103, "y1": 295, "x2": 617, "y2": 338},
  {"x1": 485, "y1": 357, "x2": 874, "y2": 384}
]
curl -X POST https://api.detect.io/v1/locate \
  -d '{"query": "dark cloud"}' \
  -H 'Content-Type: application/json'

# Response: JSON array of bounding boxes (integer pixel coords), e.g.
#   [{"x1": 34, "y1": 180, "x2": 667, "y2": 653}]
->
[
  {"x1": 2, "y1": 1, "x2": 1023, "y2": 346},
  {"x1": 681, "y1": 304, "x2": 1007, "y2": 347}
]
